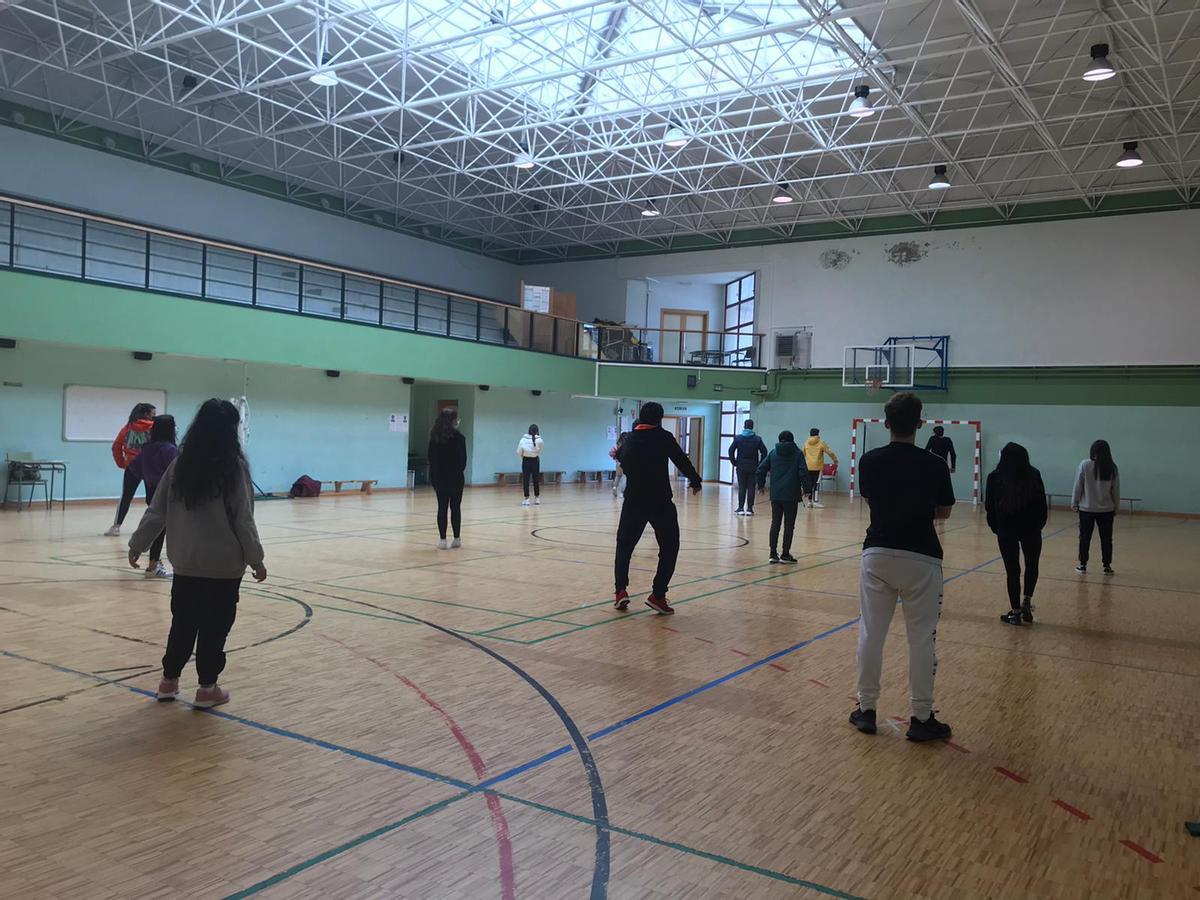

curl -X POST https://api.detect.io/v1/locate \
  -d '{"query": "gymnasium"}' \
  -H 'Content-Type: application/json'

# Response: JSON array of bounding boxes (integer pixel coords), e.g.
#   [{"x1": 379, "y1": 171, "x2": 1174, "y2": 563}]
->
[{"x1": 1, "y1": 0, "x2": 1199, "y2": 896}]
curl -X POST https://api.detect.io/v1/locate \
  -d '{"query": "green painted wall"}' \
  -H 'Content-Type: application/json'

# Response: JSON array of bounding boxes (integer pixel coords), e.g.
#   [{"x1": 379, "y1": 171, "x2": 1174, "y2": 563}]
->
[
  {"x1": 0, "y1": 342, "x2": 411, "y2": 498},
  {"x1": 749, "y1": 398, "x2": 1200, "y2": 514}
]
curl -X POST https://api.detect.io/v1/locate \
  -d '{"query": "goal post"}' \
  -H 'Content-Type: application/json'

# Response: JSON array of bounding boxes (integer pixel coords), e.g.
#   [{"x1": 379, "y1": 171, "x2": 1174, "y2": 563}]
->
[{"x1": 849, "y1": 417, "x2": 982, "y2": 504}]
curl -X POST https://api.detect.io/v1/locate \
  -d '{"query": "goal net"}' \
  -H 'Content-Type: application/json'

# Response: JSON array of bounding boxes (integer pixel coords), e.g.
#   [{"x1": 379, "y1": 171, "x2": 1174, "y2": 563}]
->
[{"x1": 849, "y1": 417, "x2": 982, "y2": 504}]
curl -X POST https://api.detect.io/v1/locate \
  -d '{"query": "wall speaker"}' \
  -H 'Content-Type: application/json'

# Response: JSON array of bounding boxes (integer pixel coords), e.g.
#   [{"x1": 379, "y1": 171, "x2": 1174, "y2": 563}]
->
[
  {"x1": 325, "y1": 369, "x2": 340, "y2": 378},
  {"x1": 686, "y1": 374, "x2": 698, "y2": 388},
  {"x1": 531, "y1": 390, "x2": 542, "y2": 396},
  {"x1": 133, "y1": 351, "x2": 153, "y2": 361},
  {"x1": 479, "y1": 385, "x2": 490, "y2": 391},
  {"x1": 0, "y1": 338, "x2": 15, "y2": 350},
  {"x1": 402, "y1": 377, "x2": 415, "y2": 385}
]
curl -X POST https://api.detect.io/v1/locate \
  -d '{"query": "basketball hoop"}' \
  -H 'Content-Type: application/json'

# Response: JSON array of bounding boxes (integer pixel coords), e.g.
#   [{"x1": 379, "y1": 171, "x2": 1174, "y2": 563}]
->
[{"x1": 865, "y1": 378, "x2": 885, "y2": 398}]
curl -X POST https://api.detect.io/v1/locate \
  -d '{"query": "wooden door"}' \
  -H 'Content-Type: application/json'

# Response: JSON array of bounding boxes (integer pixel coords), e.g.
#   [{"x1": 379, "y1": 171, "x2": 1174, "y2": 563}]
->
[
  {"x1": 659, "y1": 309, "x2": 708, "y2": 365},
  {"x1": 685, "y1": 416, "x2": 704, "y2": 479}
]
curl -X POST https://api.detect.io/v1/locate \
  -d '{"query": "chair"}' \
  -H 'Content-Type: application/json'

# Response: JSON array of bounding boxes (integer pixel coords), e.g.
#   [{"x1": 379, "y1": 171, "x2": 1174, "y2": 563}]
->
[
  {"x1": 820, "y1": 462, "x2": 838, "y2": 494},
  {"x1": 4, "y1": 453, "x2": 49, "y2": 510}
]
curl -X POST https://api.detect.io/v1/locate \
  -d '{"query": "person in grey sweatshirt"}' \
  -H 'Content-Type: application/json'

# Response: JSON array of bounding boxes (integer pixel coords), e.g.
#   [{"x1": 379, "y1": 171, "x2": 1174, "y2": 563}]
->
[
  {"x1": 129, "y1": 399, "x2": 266, "y2": 709},
  {"x1": 1071, "y1": 439, "x2": 1120, "y2": 575}
]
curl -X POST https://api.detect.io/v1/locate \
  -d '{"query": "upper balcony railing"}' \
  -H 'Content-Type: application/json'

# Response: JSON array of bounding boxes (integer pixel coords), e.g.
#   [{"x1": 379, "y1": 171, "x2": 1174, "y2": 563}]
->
[{"x1": 0, "y1": 194, "x2": 764, "y2": 369}]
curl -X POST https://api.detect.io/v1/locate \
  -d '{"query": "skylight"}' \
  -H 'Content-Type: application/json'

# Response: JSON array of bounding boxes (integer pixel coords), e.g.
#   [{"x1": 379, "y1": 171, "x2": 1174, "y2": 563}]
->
[{"x1": 348, "y1": 0, "x2": 877, "y2": 118}]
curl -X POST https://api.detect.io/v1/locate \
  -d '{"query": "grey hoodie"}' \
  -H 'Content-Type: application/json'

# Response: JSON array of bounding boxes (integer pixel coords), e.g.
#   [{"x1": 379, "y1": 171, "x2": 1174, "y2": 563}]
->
[
  {"x1": 129, "y1": 460, "x2": 264, "y2": 578},
  {"x1": 1072, "y1": 459, "x2": 1120, "y2": 513}
]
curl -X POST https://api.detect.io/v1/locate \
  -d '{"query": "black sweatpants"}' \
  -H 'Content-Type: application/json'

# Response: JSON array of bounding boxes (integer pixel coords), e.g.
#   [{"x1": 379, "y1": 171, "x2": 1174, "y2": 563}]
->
[
  {"x1": 996, "y1": 529, "x2": 1041, "y2": 609},
  {"x1": 145, "y1": 483, "x2": 166, "y2": 561},
  {"x1": 435, "y1": 481, "x2": 464, "y2": 539},
  {"x1": 522, "y1": 457, "x2": 541, "y2": 498},
  {"x1": 736, "y1": 468, "x2": 756, "y2": 512},
  {"x1": 114, "y1": 467, "x2": 141, "y2": 526},
  {"x1": 808, "y1": 470, "x2": 823, "y2": 501},
  {"x1": 162, "y1": 574, "x2": 241, "y2": 685},
  {"x1": 769, "y1": 500, "x2": 799, "y2": 555},
  {"x1": 1078, "y1": 511, "x2": 1115, "y2": 566},
  {"x1": 614, "y1": 500, "x2": 680, "y2": 598}
]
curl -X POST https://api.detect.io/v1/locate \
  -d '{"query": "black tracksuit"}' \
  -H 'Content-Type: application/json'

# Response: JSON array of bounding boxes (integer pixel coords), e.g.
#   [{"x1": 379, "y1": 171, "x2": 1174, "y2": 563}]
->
[
  {"x1": 428, "y1": 431, "x2": 467, "y2": 539},
  {"x1": 728, "y1": 432, "x2": 768, "y2": 512},
  {"x1": 925, "y1": 434, "x2": 957, "y2": 470},
  {"x1": 615, "y1": 426, "x2": 702, "y2": 598},
  {"x1": 985, "y1": 469, "x2": 1048, "y2": 610}
]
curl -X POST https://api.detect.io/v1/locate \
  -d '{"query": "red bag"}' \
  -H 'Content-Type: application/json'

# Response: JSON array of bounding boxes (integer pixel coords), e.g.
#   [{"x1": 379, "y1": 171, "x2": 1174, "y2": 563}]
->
[{"x1": 289, "y1": 475, "x2": 322, "y2": 498}]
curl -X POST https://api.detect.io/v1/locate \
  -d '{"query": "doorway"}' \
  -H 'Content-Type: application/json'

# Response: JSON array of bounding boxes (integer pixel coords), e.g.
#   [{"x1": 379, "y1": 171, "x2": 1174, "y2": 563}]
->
[{"x1": 659, "y1": 309, "x2": 708, "y2": 365}]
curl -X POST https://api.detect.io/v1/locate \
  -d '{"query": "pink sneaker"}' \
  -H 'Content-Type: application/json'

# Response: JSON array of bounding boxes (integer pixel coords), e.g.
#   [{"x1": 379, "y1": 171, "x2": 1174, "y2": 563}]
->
[
  {"x1": 156, "y1": 678, "x2": 180, "y2": 701},
  {"x1": 193, "y1": 684, "x2": 230, "y2": 709}
]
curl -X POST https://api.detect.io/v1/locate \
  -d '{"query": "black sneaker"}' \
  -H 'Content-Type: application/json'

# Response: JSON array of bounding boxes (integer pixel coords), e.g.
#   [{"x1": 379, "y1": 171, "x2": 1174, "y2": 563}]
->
[
  {"x1": 768, "y1": 553, "x2": 780, "y2": 564},
  {"x1": 1021, "y1": 601, "x2": 1034, "y2": 623},
  {"x1": 906, "y1": 713, "x2": 952, "y2": 742},
  {"x1": 1103, "y1": 565, "x2": 1115, "y2": 576},
  {"x1": 849, "y1": 707, "x2": 877, "y2": 734},
  {"x1": 1000, "y1": 610, "x2": 1022, "y2": 626},
  {"x1": 1074, "y1": 563, "x2": 1087, "y2": 574},
  {"x1": 780, "y1": 554, "x2": 798, "y2": 563}
]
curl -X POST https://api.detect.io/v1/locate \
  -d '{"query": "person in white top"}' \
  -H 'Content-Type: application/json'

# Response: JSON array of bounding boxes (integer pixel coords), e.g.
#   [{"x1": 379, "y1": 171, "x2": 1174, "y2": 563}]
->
[
  {"x1": 1071, "y1": 439, "x2": 1120, "y2": 576},
  {"x1": 517, "y1": 424, "x2": 545, "y2": 506}
]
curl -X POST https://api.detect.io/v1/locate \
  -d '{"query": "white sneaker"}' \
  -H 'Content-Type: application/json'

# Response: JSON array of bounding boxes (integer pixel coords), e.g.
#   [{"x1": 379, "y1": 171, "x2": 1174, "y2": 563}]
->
[
  {"x1": 812, "y1": 501, "x2": 825, "y2": 509},
  {"x1": 735, "y1": 509, "x2": 745, "y2": 516},
  {"x1": 104, "y1": 524, "x2": 121, "y2": 537},
  {"x1": 451, "y1": 538, "x2": 462, "y2": 549},
  {"x1": 437, "y1": 539, "x2": 449, "y2": 550},
  {"x1": 144, "y1": 562, "x2": 172, "y2": 579},
  {"x1": 534, "y1": 498, "x2": 541, "y2": 505},
  {"x1": 522, "y1": 499, "x2": 531, "y2": 507}
]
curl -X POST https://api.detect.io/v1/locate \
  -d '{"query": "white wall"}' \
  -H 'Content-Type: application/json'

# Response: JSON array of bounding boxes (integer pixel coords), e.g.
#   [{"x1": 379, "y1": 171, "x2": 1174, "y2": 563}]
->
[
  {"x1": 622, "y1": 278, "x2": 724, "y2": 330},
  {"x1": 524, "y1": 210, "x2": 1200, "y2": 367},
  {"x1": 0, "y1": 128, "x2": 519, "y2": 303}
]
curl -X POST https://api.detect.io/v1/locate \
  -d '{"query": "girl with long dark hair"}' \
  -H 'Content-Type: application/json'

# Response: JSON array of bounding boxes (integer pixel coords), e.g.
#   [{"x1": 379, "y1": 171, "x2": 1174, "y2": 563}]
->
[
  {"x1": 126, "y1": 414, "x2": 178, "y2": 579},
  {"x1": 428, "y1": 408, "x2": 467, "y2": 548},
  {"x1": 128, "y1": 399, "x2": 266, "y2": 708},
  {"x1": 104, "y1": 402, "x2": 157, "y2": 536},
  {"x1": 517, "y1": 423, "x2": 544, "y2": 506},
  {"x1": 985, "y1": 443, "x2": 1047, "y2": 625},
  {"x1": 1072, "y1": 439, "x2": 1120, "y2": 575}
]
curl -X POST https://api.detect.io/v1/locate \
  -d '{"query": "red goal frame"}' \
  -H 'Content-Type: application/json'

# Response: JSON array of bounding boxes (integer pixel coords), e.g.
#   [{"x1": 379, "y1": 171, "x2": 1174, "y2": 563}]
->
[{"x1": 849, "y1": 417, "x2": 982, "y2": 504}]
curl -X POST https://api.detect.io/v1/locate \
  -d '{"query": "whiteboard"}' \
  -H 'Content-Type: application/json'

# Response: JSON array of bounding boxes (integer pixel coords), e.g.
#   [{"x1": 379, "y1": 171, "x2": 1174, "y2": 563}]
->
[{"x1": 63, "y1": 385, "x2": 168, "y2": 442}]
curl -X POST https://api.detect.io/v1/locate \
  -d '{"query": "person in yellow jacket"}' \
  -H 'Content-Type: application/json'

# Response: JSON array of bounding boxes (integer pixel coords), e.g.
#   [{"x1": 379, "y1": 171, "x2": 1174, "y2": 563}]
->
[{"x1": 803, "y1": 428, "x2": 838, "y2": 508}]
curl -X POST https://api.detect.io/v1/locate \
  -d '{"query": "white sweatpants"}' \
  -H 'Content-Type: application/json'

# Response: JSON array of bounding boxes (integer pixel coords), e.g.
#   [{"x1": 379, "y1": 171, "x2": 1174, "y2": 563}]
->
[{"x1": 856, "y1": 547, "x2": 944, "y2": 720}]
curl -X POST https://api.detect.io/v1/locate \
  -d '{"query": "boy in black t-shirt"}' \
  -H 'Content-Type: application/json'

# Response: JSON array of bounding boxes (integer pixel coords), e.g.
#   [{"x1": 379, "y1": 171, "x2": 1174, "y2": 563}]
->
[{"x1": 850, "y1": 393, "x2": 956, "y2": 742}]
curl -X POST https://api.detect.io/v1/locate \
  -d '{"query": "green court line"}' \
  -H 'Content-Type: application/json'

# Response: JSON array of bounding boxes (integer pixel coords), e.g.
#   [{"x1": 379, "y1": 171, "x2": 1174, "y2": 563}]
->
[
  {"x1": 493, "y1": 792, "x2": 865, "y2": 899},
  {"x1": 308, "y1": 603, "x2": 419, "y2": 624}
]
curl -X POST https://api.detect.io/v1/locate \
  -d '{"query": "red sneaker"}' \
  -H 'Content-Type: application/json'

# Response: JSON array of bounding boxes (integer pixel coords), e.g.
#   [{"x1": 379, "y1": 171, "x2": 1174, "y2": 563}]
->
[
  {"x1": 644, "y1": 594, "x2": 674, "y2": 615},
  {"x1": 193, "y1": 684, "x2": 230, "y2": 709},
  {"x1": 613, "y1": 589, "x2": 630, "y2": 611},
  {"x1": 155, "y1": 678, "x2": 179, "y2": 702}
]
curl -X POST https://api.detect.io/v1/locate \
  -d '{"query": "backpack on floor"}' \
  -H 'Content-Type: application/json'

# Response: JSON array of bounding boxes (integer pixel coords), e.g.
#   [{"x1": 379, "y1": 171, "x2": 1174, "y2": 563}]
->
[{"x1": 289, "y1": 475, "x2": 321, "y2": 498}]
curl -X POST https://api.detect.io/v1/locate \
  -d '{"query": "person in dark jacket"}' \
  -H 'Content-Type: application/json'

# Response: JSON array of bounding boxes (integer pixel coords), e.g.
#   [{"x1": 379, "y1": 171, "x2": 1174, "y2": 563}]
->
[
  {"x1": 756, "y1": 431, "x2": 806, "y2": 563},
  {"x1": 728, "y1": 419, "x2": 768, "y2": 516},
  {"x1": 613, "y1": 402, "x2": 702, "y2": 616},
  {"x1": 127, "y1": 414, "x2": 178, "y2": 579},
  {"x1": 925, "y1": 426, "x2": 957, "y2": 472},
  {"x1": 427, "y1": 408, "x2": 468, "y2": 549},
  {"x1": 985, "y1": 442, "x2": 1047, "y2": 625}
]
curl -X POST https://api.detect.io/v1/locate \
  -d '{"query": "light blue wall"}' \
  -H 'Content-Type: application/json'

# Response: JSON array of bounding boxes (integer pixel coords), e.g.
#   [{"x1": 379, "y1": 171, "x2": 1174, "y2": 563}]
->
[
  {"x1": 0, "y1": 342, "x2": 411, "y2": 498},
  {"x1": 749, "y1": 398, "x2": 1199, "y2": 513}
]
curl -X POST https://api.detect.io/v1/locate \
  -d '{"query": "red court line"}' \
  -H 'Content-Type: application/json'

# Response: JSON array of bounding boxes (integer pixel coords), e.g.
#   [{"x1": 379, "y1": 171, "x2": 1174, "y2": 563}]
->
[
  {"x1": 694, "y1": 637, "x2": 714, "y2": 644},
  {"x1": 399, "y1": 676, "x2": 517, "y2": 900},
  {"x1": 1052, "y1": 799, "x2": 1091, "y2": 821},
  {"x1": 994, "y1": 766, "x2": 1028, "y2": 784},
  {"x1": 768, "y1": 663, "x2": 789, "y2": 673},
  {"x1": 1119, "y1": 840, "x2": 1162, "y2": 863},
  {"x1": 807, "y1": 679, "x2": 830, "y2": 688},
  {"x1": 946, "y1": 741, "x2": 970, "y2": 753},
  {"x1": 660, "y1": 625, "x2": 683, "y2": 634},
  {"x1": 730, "y1": 649, "x2": 751, "y2": 657}
]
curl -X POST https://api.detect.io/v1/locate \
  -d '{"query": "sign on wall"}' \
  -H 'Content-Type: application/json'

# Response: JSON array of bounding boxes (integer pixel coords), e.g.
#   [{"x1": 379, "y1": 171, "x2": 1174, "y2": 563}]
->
[
  {"x1": 388, "y1": 413, "x2": 409, "y2": 433},
  {"x1": 522, "y1": 284, "x2": 552, "y2": 313}
]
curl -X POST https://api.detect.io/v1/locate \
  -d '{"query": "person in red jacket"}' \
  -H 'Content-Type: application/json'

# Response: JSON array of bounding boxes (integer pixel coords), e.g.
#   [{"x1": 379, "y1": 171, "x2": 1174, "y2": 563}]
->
[{"x1": 104, "y1": 402, "x2": 157, "y2": 536}]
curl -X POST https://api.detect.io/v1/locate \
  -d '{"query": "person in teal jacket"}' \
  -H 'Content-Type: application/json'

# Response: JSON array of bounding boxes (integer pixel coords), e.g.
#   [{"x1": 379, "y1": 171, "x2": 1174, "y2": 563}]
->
[{"x1": 756, "y1": 431, "x2": 807, "y2": 563}]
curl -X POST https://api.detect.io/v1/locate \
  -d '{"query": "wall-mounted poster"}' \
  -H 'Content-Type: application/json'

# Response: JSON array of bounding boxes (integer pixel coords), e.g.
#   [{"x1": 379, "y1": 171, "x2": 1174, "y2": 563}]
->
[{"x1": 522, "y1": 284, "x2": 552, "y2": 313}]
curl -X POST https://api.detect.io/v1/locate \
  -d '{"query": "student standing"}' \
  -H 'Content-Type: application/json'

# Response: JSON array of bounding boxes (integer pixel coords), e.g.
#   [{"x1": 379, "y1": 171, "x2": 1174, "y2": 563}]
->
[
  {"x1": 613, "y1": 402, "x2": 702, "y2": 615},
  {"x1": 849, "y1": 393, "x2": 955, "y2": 742},
  {"x1": 924, "y1": 425, "x2": 957, "y2": 473},
  {"x1": 127, "y1": 414, "x2": 179, "y2": 579},
  {"x1": 1072, "y1": 439, "x2": 1120, "y2": 575},
  {"x1": 756, "y1": 431, "x2": 805, "y2": 564},
  {"x1": 985, "y1": 443, "x2": 1047, "y2": 625},
  {"x1": 517, "y1": 424, "x2": 545, "y2": 506},
  {"x1": 728, "y1": 419, "x2": 767, "y2": 516},
  {"x1": 802, "y1": 428, "x2": 838, "y2": 508},
  {"x1": 128, "y1": 399, "x2": 266, "y2": 709},
  {"x1": 428, "y1": 409, "x2": 467, "y2": 549},
  {"x1": 104, "y1": 403, "x2": 156, "y2": 536}
]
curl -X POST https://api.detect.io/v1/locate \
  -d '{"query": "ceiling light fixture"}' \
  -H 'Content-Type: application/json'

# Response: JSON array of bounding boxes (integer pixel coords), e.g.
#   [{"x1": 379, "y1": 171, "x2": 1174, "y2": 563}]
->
[
  {"x1": 663, "y1": 119, "x2": 689, "y2": 148},
  {"x1": 309, "y1": 52, "x2": 338, "y2": 86},
  {"x1": 512, "y1": 146, "x2": 535, "y2": 169},
  {"x1": 484, "y1": 9, "x2": 508, "y2": 48},
  {"x1": 1114, "y1": 141, "x2": 1143, "y2": 168},
  {"x1": 641, "y1": 200, "x2": 661, "y2": 217},
  {"x1": 1082, "y1": 43, "x2": 1116, "y2": 82},
  {"x1": 847, "y1": 84, "x2": 874, "y2": 119},
  {"x1": 928, "y1": 164, "x2": 951, "y2": 189},
  {"x1": 180, "y1": 74, "x2": 198, "y2": 96},
  {"x1": 771, "y1": 184, "x2": 794, "y2": 203}
]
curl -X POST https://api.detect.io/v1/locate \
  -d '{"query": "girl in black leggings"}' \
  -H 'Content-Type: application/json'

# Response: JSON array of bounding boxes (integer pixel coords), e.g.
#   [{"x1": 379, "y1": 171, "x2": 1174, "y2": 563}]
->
[
  {"x1": 428, "y1": 409, "x2": 467, "y2": 549},
  {"x1": 984, "y1": 443, "x2": 1047, "y2": 626}
]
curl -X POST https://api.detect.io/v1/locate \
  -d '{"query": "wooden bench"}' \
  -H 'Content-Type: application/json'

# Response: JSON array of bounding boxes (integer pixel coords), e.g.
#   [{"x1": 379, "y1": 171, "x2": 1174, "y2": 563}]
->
[
  {"x1": 580, "y1": 469, "x2": 616, "y2": 484},
  {"x1": 495, "y1": 471, "x2": 566, "y2": 486},
  {"x1": 1047, "y1": 493, "x2": 1141, "y2": 520},
  {"x1": 321, "y1": 479, "x2": 378, "y2": 494}
]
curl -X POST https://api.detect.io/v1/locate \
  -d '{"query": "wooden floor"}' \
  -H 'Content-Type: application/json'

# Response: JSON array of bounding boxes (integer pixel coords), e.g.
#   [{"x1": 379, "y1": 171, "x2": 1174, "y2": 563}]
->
[{"x1": 2, "y1": 484, "x2": 1198, "y2": 899}]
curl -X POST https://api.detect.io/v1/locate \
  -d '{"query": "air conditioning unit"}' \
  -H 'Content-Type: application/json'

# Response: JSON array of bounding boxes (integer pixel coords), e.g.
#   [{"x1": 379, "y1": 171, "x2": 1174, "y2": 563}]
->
[{"x1": 774, "y1": 327, "x2": 813, "y2": 370}]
